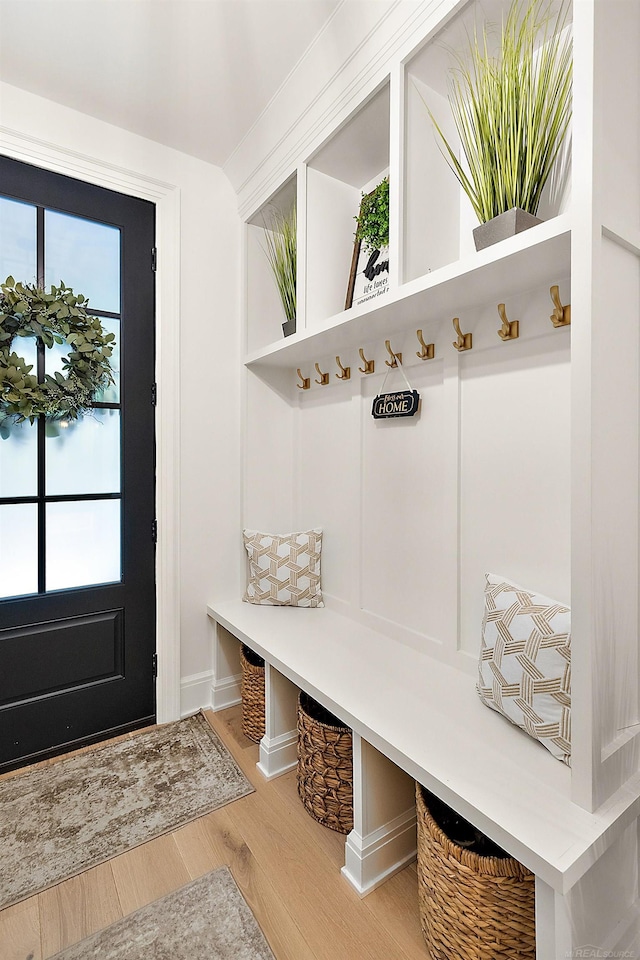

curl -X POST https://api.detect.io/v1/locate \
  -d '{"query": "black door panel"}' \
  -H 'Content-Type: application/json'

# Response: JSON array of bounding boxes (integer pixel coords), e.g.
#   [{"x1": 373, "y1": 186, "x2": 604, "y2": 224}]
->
[{"x1": 0, "y1": 155, "x2": 156, "y2": 770}]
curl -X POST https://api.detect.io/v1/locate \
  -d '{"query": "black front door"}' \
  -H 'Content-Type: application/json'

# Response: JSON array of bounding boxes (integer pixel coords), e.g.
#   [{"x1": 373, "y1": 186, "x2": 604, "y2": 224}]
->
[{"x1": 0, "y1": 155, "x2": 156, "y2": 771}]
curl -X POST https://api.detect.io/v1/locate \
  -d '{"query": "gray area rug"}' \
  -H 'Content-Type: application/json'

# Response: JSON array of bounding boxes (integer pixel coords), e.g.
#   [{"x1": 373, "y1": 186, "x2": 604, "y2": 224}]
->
[
  {"x1": 0, "y1": 712, "x2": 253, "y2": 909},
  {"x1": 50, "y1": 867, "x2": 275, "y2": 959}
]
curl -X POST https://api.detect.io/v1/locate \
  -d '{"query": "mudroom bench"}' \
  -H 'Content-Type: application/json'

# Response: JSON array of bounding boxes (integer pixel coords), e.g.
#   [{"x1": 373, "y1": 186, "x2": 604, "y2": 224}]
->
[{"x1": 207, "y1": 600, "x2": 639, "y2": 958}]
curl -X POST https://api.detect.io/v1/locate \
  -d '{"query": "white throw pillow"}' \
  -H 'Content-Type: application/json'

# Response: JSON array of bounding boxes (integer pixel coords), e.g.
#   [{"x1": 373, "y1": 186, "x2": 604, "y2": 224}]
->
[
  {"x1": 477, "y1": 573, "x2": 571, "y2": 765},
  {"x1": 242, "y1": 529, "x2": 323, "y2": 607}
]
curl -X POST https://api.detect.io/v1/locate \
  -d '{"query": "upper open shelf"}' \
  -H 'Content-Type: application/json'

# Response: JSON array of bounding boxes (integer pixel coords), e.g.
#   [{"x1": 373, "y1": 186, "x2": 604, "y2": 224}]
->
[{"x1": 245, "y1": 212, "x2": 571, "y2": 370}]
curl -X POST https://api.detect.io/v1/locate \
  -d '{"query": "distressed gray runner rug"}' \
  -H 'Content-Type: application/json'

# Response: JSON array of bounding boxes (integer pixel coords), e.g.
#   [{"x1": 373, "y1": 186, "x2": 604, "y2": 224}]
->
[
  {"x1": 50, "y1": 867, "x2": 275, "y2": 959},
  {"x1": 0, "y1": 712, "x2": 253, "y2": 909}
]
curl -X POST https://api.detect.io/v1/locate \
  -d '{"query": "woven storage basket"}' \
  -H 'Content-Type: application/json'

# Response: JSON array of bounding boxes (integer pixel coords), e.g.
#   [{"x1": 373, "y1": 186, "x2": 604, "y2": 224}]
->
[
  {"x1": 240, "y1": 644, "x2": 265, "y2": 743},
  {"x1": 416, "y1": 783, "x2": 535, "y2": 960},
  {"x1": 297, "y1": 692, "x2": 353, "y2": 834}
]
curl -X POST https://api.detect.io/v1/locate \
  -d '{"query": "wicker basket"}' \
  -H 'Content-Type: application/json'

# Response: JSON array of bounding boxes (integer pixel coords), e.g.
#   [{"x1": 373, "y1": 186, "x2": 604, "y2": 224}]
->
[
  {"x1": 297, "y1": 692, "x2": 353, "y2": 834},
  {"x1": 240, "y1": 644, "x2": 265, "y2": 743},
  {"x1": 416, "y1": 783, "x2": 535, "y2": 960}
]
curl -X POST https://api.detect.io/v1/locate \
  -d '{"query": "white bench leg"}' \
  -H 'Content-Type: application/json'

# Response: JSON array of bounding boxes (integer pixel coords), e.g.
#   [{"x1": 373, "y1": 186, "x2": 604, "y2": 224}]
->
[
  {"x1": 210, "y1": 622, "x2": 242, "y2": 710},
  {"x1": 256, "y1": 664, "x2": 299, "y2": 780},
  {"x1": 535, "y1": 818, "x2": 640, "y2": 959},
  {"x1": 535, "y1": 877, "x2": 572, "y2": 960},
  {"x1": 342, "y1": 733, "x2": 417, "y2": 897}
]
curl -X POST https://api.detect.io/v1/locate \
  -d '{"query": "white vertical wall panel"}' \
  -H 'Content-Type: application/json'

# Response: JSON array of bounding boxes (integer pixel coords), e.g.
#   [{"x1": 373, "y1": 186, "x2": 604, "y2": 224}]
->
[
  {"x1": 597, "y1": 1, "x2": 640, "y2": 226},
  {"x1": 594, "y1": 235, "x2": 640, "y2": 784},
  {"x1": 459, "y1": 330, "x2": 572, "y2": 656},
  {"x1": 246, "y1": 224, "x2": 285, "y2": 355},
  {"x1": 360, "y1": 359, "x2": 450, "y2": 649},
  {"x1": 305, "y1": 167, "x2": 361, "y2": 327},
  {"x1": 294, "y1": 382, "x2": 360, "y2": 606},
  {"x1": 403, "y1": 75, "x2": 459, "y2": 281},
  {"x1": 244, "y1": 372, "x2": 295, "y2": 534}
]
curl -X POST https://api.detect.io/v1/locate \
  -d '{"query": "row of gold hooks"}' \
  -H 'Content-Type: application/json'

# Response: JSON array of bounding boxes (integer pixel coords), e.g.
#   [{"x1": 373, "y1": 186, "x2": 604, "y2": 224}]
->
[{"x1": 296, "y1": 285, "x2": 570, "y2": 388}]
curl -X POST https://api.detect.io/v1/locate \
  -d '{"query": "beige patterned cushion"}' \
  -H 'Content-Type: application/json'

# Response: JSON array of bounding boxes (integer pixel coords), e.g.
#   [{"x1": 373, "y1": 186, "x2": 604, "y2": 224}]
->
[
  {"x1": 242, "y1": 529, "x2": 323, "y2": 607},
  {"x1": 477, "y1": 573, "x2": 571, "y2": 765}
]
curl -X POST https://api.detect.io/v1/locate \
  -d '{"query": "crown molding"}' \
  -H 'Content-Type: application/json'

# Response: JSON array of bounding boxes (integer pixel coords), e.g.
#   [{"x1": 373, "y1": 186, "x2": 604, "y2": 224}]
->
[{"x1": 225, "y1": 0, "x2": 462, "y2": 220}]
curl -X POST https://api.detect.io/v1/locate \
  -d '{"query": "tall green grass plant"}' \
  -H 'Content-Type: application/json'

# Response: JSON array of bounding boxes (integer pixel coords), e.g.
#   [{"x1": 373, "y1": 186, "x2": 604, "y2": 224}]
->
[
  {"x1": 429, "y1": 0, "x2": 572, "y2": 223},
  {"x1": 263, "y1": 206, "x2": 296, "y2": 324}
]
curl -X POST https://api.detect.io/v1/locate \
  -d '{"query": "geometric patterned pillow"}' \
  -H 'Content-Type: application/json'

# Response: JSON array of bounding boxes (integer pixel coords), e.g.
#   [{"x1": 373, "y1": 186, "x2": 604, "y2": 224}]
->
[
  {"x1": 242, "y1": 529, "x2": 323, "y2": 607},
  {"x1": 477, "y1": 573, "x2": 571, "y2": 765}
]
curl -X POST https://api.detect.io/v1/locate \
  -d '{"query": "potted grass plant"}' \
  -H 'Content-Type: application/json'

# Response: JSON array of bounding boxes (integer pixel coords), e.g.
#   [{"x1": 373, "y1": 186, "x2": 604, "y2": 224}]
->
[
  {"x1": 428, "y1": 0, "x2": 572, "y2": 250},
  {"x1": 263, "y1": 205, "x2": 297, "y2": 337}
]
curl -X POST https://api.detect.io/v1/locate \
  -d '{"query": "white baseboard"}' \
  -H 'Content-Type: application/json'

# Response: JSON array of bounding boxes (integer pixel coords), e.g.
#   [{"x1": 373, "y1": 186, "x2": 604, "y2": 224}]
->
[
  {"x1": 180, "y1": 669, "x2": 242, "y2": 716},
  {"x1": 180, "y1": 670, "x2": 214, "y2": 718},
  {"x1": 341, "y1": 807, "x2": 417, "y2": 897},
  {"x1": 211, "y1": 671, "x2": 242, "y2": 712},
  {"x1": 256, "y1": 729, "x2": 298, "y2": 780}
]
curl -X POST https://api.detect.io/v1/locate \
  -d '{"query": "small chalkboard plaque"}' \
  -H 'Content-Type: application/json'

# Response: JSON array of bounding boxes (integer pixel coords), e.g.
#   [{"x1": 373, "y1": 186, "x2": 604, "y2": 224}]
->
[{"x1": 372, "y1": 389, "x2": 420, "y2": 419}]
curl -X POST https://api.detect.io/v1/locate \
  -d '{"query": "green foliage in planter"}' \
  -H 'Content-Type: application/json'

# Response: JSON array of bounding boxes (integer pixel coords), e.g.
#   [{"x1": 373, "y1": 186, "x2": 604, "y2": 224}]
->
[
  {"x1": 428, "y1": 0, "x2": 572, "y2": 223},
  {"x1": 355, "y1": 177, "x2": 389, "y2": 253},
  {"x1": 263, "y1": 206, "x2": 296, "y2": 324}
]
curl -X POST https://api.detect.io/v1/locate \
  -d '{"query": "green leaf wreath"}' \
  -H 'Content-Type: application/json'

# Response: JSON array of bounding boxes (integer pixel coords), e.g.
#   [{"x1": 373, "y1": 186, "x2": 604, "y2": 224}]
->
[{"x1": 0, "y1": 276, "x2": 115, "y2": 424}]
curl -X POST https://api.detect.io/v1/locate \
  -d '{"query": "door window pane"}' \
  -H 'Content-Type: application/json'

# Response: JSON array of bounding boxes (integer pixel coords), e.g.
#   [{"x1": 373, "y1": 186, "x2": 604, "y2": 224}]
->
[
  {"x1": 0, "y1": 196, "x2": 36, "y2": 284},
  {"x1": 46, "y1": 409, "x2": 121, "y2": 496},
  {"x1": 94, "y1": 317, "x2": 120, "y2": 403},
  {"x1": 44, "y1": 317, "x2": 119, "y2": 404},
  {"x1": 0, "y1": 418, "x2": 38, "y2": 497},
  {"x1": 46, "y1": 499, "x2": 121, "y2": 591},
  {"x1": 0, "y1": 504, "x2": 38, "y2": 599},
  {"x1": 45, "y1": 210, "x2": 120, "y2": 314}
]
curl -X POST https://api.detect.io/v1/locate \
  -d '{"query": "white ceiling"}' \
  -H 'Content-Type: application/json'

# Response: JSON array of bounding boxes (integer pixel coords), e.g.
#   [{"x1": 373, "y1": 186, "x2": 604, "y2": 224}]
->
[{"x1": 0, "y1": 0, "x2": 345, "y2": 168}]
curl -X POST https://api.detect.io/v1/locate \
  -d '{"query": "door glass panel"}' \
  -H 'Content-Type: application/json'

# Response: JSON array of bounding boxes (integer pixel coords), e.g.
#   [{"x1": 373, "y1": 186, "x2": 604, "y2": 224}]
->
[
  {"x1": 44, "y1": 317, "x2": 119, "y2": 403},
  {"x1": 0, "y1": 503, "x2": 38, "y2": 599},
  {"x1": 44, "y1": 210, "x2": 120, "y2": 314},
  {"x1": 0, "y1": 196, "x2": 36, "y2": 284},
  {"x1": 46, "y1": 499, "x2": 121, "y2": 591},
  {"x1": 0, "y1": 418, "x2": 38, "y2": 497},
  {"x1": 93, "y1": 317, "x2": 120, "y2": 403},
  {"x1": 45, "y1": 409, "x2": 121, "y2": 496}
]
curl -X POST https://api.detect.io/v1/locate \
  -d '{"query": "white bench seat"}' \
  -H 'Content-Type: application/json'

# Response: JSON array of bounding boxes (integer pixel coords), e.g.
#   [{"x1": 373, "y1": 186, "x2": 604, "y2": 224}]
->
[{"x1": 207, "y1": 598, "x2": 639, "y2": 899}]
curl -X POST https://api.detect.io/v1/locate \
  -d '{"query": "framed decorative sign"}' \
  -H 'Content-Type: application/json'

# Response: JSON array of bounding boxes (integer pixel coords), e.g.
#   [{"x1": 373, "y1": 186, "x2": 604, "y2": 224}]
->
[{"x1": 345, "y1": 177, "x2": 390, "y2": 310}]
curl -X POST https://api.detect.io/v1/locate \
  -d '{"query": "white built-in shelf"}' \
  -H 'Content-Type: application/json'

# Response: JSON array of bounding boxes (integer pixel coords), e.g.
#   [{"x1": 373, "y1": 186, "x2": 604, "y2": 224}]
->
[
  {"x1": 207, "y1": 597, "x2": 637, "y2": 896},
  {"x1": 245, "y1": 213, "x2": 571, "y2": 370}
]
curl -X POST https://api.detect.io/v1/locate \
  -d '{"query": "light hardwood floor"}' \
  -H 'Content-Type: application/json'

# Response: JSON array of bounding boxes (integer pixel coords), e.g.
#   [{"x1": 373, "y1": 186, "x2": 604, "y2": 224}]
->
[{"x1": 0, "y1": 705, "x2": 428, "y2": 960}]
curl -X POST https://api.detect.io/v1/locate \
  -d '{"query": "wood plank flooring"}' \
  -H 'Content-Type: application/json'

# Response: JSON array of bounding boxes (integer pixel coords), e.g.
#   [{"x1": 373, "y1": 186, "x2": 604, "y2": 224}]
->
[{"x1": 0, "y1": 705, "x2": 428, "y2": 960}]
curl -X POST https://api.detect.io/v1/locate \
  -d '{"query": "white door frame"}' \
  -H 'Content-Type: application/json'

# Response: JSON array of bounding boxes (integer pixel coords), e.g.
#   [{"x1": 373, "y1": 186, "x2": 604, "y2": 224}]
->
[{"x1": 0, "y1": 127, "x2": 181, "y2": 723}]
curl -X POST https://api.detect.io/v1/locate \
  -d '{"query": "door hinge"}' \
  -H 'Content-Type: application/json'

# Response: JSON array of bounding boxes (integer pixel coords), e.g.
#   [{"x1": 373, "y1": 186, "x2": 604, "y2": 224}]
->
[
  {"x1": 151, "y1": 382, "x2": 157, "y2": 406},
  {"x1": 152, "y1": 653, "x2": 158, "y2": 678},
  {"x1": 152, "y1": 519, "x2": 158, "y2": 543},
  {"x1": 151, "y1": 247, "x2": 157, "y2": 272}
]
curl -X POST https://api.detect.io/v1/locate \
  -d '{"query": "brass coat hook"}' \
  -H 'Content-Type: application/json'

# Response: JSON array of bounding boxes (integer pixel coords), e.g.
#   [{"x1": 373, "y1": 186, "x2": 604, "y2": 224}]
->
[
  {"x1": 416, "y1": 329, "x2": 435, "y2": 360},
  {"x1": 452, "y1": 317, "x2": 472, "y2": 352},
  {"x1": 358, "y1": 348, "x2": 375, "y2": 374},
  {"x1": 497, "y1": 303, "x2": 519, "y2": 341},
  {"x1": 296, "y1": 369, "x2": 310, "y2": 390},
  {"x1": 385, "y1": 340, "x2": 402, "y2": 367},
  {"x1": 314, "y1": 362, "x2": 329, "y2": 385},
  {"x1": 550, "y1": 285, "x2": 571, "y2": 327},
  {"x1": 335, "y1": 356, "x2": 351, "y2": 380}
]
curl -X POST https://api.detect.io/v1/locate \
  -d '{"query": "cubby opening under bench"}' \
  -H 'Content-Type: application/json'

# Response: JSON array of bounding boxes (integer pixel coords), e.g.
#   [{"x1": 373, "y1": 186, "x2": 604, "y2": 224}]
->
[{"x1": 207, "y1": 599, "x2": 640, "y2": 959}]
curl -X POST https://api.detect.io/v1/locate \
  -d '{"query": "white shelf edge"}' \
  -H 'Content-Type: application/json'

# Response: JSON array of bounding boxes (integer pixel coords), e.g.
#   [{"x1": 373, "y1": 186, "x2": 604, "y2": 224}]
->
[{"x1": 245, "y1": 212, "x2": 572, "y2": 370}]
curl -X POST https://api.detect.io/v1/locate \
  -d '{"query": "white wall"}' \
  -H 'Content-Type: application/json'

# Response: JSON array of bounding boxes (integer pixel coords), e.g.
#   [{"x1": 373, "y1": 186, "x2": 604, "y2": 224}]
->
[{"x1": 0, "y1": 81, "x2": 242, "y2": 697}]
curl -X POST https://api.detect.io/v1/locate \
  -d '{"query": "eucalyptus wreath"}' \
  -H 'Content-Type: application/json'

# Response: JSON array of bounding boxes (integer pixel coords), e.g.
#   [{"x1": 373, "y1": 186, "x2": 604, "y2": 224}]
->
[{"x1": 0, "y1": 276, "x2": 115, "y2": 424}]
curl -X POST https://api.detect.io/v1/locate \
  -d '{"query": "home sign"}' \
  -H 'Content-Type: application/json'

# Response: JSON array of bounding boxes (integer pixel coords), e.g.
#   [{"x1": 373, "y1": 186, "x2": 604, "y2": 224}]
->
[{"x1": 372, "y1": 389, "x2": 420, "y2": 419}]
